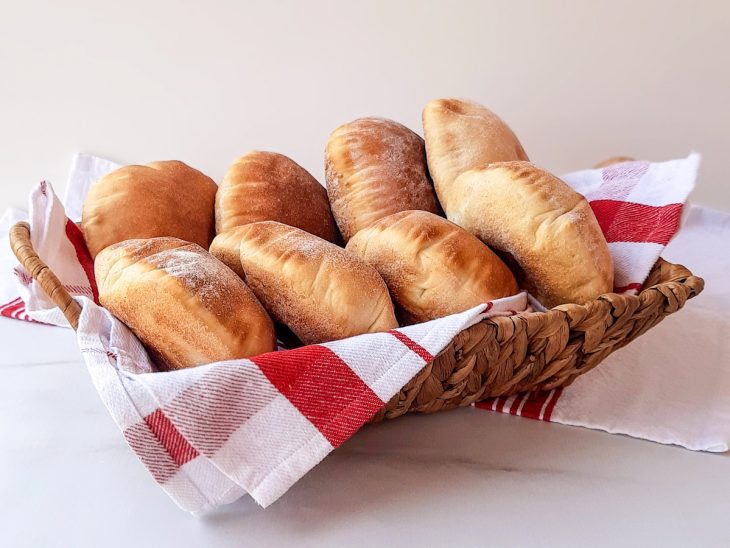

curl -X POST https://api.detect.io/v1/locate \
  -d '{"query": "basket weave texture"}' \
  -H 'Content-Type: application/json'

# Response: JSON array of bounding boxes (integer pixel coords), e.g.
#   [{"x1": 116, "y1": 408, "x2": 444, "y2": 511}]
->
[{"x1": 9, "y1": 221, "x2": 704, "y2": 422}]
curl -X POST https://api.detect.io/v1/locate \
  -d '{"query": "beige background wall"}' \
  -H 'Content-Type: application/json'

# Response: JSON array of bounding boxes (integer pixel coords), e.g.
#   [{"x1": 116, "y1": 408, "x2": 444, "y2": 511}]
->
[{"x1": 1, "y1": 0, "x2": 728, "y2": 211}]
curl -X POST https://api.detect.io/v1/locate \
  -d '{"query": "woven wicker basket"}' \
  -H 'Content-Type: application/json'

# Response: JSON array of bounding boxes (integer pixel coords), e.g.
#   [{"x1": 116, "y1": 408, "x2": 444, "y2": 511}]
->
[{"x1": 9, "y1": 221, "x2": 704, "y2": 422}]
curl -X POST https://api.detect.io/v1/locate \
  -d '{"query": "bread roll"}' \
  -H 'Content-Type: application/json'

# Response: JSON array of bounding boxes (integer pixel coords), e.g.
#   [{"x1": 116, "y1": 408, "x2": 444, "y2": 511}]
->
[
  {"x1": 446, "y1": 162, "x2": 613, "y2": 308},
  {"x1": 210, "y1": 227, "x2": 249, "y2": 278},
  {"x1": 95, "y1": 237, "x2": 276, "y2": 370},
  {"x1": 82, "y1": 161, "x2": 217, "y2": 259},
  {"x1": 346, "y1": 210, "x2": 518, "y2": 324},
  {"x1": 216, "y1": 151, "x2": 341, "y2": 243},
  {"x1": 211, "y1": 221, "x2": 398, "y2": 344},
  {"x1": 422, "y1": 98, "x2": 528, "y2": 211},
  {"x1": 325, "y1": 117, "x2": 442, "y2": 241}
]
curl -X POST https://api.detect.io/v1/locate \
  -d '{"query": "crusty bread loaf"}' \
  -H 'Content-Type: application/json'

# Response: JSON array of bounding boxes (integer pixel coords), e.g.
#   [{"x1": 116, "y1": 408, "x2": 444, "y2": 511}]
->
[
  {"x1": 346, "y1": 210, "x2": 518, "y2": 324},
  {"x1": 325, "y1": 117, "x2": 442, "y2": 241},
  {"x1": 95, "y1": 237, "x2": 276, "y2": 369},
  {"x1": 422, "y1": 98, "x2": 528, "y2": 211},
  {"x1": 216, "y1": 151, "x2": 341, "y2": 243},
  {"x1": 446, "y1": 162, "x2": 613, "y2": 308},
  {"x1": 82, "y1": 161, "x2": 217, "y2": 259},
  {"x1": 211, "y1": 221, "x2": 398, "y2": 344}
]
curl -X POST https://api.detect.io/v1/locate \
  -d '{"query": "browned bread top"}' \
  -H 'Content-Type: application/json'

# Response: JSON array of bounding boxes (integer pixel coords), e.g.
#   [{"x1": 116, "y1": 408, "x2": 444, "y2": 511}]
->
[
  {"x1": 216, "y1": 151, "x2": 341, "y2": 244},
  {"x1": 82, "y1": 160, "x2": 217, "y2": 259},
  {"x1": 423, "y1": 98, "x2": 528, "y2": 211},
  {"x1": 325, "y1": 117, "x2": 442, "y2": 241}
]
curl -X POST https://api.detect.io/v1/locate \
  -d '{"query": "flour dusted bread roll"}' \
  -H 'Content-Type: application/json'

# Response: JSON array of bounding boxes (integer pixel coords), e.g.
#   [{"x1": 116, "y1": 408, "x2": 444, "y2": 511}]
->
[
  {"x1": 447, "y1": 162, "x2": 613, "y2": 308},
  {"x1": 95, "y1": 238, "x2": 276, "y2": 370},
  {"x1": 82, "y1": 161, "x2": 217, "y2": 259},
  {"x1": 211, "y1": 221, "x2": 398, "y2": 344},
  {"x1": 423, "y1": 98, "x2": 528, "y2": 211},
  {"x1": 347, "y1": 211, "x2": 518, "y2": 324},
  {"x1": 325, "y1": 117, "x2": 442, "y2": 241},
  {"x1": 215, "y1": 151, "x2": 341, "y2": 243}
]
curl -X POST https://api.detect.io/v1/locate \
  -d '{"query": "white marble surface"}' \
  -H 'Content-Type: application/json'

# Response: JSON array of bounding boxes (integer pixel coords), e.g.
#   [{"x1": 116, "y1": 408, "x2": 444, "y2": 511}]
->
[{"x1": 1, "y1": 317, "x2": 729, "y2": 547}]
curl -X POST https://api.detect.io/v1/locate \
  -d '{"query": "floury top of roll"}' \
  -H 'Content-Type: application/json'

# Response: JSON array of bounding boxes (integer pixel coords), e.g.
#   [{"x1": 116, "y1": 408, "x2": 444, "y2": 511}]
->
[
  {"x1": 421, "y1": 98, "x2": 612, "y2": 307},
  {"x1": 80, "y1": 97, "x2": 615, "y2": 370}
]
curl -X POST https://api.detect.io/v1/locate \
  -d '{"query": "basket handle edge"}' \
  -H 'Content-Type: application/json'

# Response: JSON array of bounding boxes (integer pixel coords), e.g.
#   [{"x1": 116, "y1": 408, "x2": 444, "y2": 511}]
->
[{"x1": 9, "y1": 221, "x2": 81, "y2": 330}]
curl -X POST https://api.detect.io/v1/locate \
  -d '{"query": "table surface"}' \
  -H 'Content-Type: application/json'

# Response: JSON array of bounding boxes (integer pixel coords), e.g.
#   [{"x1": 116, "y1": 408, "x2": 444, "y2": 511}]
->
[
  {"x1": 3, "y1": 206, "x2": 730, "y2": 547},
  {"x1": 2, "y1": 318, "x2": 729, "y2": 547}
]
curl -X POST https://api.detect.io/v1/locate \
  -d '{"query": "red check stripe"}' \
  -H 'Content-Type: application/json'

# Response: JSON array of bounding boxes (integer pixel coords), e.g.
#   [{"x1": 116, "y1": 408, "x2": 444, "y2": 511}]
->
[
  {"x1": 0, "y1": 297, "x2": 43, "y2": 323},
  {"x1": 476, "y1": 388, "x2": 563, "y2": 422},
  {"x1": 144, "y1": 408, "x2": 199, "y2": 467},
  {"x1": 0, "y1": 298, "x2": 23, "y2": 319},
  {"x1": 517, "y1": 391, "x2": 552, "y2": 420},
  {"x1": 590, "y1": 200, "x2": 683, "y2": 245},
  {"x1": 494, "y1": 396, "x2": 508, "y2": 413},
  {"x1": 124, "y1": 421, "x2": 180, "y2": 484},
  {"x1": 542, "y1": 388, "x2": 562, "y2": 421},
  {"x1": 252, "y1": 345, "x2": 384, "y2": 447},
  {"x1": 65, "y1": 219, "x2": 99, "y2": 303},
  {"x1": 615, "y1": 282, "x2": 643, "y2": 293},
  {"x1": 387, "y1": 330, "x2": 433, "y2": 362}
]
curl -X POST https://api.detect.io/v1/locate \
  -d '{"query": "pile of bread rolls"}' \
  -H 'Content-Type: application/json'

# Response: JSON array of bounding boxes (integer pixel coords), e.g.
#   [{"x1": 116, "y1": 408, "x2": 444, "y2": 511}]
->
[{"x1": 82, "y1": 99, "x2": 613, "y2": 371}]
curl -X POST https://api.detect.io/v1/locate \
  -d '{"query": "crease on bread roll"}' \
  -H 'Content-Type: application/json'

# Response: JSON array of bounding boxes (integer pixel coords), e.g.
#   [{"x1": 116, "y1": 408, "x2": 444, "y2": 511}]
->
[
  {"x1": 82, "y1": 160, "x2": 217, "y2": 259},
  {"x1": 423, "y1": 98, "x2": 528, "y2": 212},
  {"x1": 96, "y1": 237, "x2": 276, "y2": 370},
  {"x1": 216, "y1": 151, "x2": 342, "y2": 244},
  {"x1": 211, "y1": 221, "x2": 398, "y2": 345},
  {"x1": 446, "y1": 162, "x2": 613, "y2": 308},
  {"x1": 346, "y1": 210, "x2": 518, "y2": 325},
  {"x1": 325, "y1": 117, "x2": 442, "y2": 241},
  {"x1": 210, "y1": 227, "x2": 249, "y2": 278}
]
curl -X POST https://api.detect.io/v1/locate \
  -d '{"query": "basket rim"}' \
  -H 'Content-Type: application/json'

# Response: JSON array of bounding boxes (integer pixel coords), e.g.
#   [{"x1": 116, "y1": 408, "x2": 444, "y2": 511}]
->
[{"x1": 8, "y1": 220, "x2": 704, "y2": 334}]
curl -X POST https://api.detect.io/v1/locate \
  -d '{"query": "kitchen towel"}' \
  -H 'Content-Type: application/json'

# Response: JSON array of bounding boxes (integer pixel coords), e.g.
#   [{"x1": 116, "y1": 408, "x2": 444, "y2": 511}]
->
[
  {"x1": 477, "y1": 202, "x2": 730, "y2": 451},
  {"x1": 3, "y1": 152, "x2": 725, "y2": 514}
]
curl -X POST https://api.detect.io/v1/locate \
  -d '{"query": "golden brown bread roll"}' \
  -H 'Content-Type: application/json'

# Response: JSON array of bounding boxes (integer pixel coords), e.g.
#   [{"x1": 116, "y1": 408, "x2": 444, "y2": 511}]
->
[
  {"x1": 82, "y1": 161, "x2": 217, "y2": 259},
  {"x1": 446, "y1": 162, "x2": 613, "y2": 308},
  {"x1": 215, "y1": 151, "x2": 341, "y2": 243},
  {"x1": 325, "y1": 117, "x2": 442, "y2": 241},
  {"x1": 210, "y1": 221, "x2": 398, "y2": 344},
  {"x1": 422, "y1": 98, "x2": 528, "y2": 211},
  {"x1": 346, "y1": 210, "x2": 518, "y2": 324},
  {"x1": 95, "y1": 237, "x2": 276, "y2": 369}
]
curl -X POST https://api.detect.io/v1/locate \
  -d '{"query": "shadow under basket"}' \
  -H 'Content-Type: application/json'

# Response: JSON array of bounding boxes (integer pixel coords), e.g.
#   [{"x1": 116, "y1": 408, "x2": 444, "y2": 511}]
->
[{"x1": 9, "y1": 221, "x2": 705, "y2": 423}]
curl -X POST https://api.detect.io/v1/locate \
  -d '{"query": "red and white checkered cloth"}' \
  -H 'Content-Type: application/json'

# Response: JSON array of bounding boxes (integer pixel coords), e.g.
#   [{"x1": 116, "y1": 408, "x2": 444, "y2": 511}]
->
[{"x1": 4, "y1": 152, "x2": 726, "y2": 515}]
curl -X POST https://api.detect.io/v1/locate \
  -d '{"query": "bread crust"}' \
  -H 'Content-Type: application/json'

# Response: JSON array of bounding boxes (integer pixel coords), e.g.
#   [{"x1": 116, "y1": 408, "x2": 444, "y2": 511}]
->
[
  {"x1": 423, "y1": 98, "x2": 528, "y2": 211},
  {"x1": 325, "y1": 117, "x2": 442, "y2": 241},
  {"x1": 216, "y1": 151, "x2": 341, "y2": 244},
  {"x1": 82, "y1": 160, "x2": 217, "y2": 258},
  {"x1": 210, "y1": 226, "x2": 249, "y2": 278},
  {"x1": 446, "y1": 162, "x2": 613, "y2": 308},
  {"x1": 347, "y1": 210, "x2": 518, "y2": 324},
  {"x1": 218, "y1": 221, "x2": 398, "y2": 344},
  {"x1": 95, "y1": 237, "x2": 276, "y2": 369}
]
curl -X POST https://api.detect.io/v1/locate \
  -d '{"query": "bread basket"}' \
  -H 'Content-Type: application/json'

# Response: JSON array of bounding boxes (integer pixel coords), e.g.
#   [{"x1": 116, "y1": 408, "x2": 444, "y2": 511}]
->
[{"x1": 9, "y1": 221, "x2": 704, "y2": 422}]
